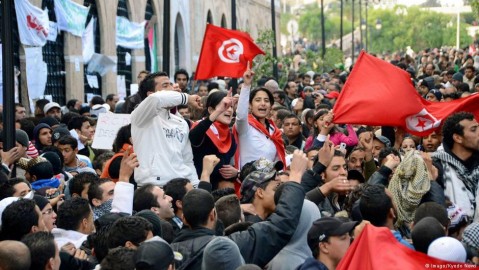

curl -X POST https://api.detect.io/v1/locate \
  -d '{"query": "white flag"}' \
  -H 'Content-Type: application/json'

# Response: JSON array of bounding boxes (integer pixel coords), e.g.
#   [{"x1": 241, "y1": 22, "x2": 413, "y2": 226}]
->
[
  {"x1": 116, "y1": 16, "x2": 147, "y2": 49},
  {"x1": 25, "y1": 47, "x2": 48, "y2": 99},
  {"x1": 83, "y1": 17, "x2": 96, "y2": 63},
  {"x1": 54, "y1": 0, "x2": 89, "y2": 37},
  {"x1": 14, "y1": 0, "x2": 49, "y2": 46}
]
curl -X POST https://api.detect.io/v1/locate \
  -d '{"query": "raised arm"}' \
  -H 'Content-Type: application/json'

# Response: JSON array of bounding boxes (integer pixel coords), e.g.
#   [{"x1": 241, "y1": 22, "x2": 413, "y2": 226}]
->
[
  {"x1": 131, "y1": 91, "x2": 189, "y2": 128},
  {"x1": 235, "y1": 68, "x2": 254, "y2": 134}
]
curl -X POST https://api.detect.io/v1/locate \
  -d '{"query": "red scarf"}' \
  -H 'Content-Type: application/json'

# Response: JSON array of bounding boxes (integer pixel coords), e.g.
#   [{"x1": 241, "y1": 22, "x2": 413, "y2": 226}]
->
[
  {"x1": 233, "y1": 114, "x2": 286, "y2": 170},
  {"x1": 192, "y1": 120, "x2": 232, "y2": 153}
]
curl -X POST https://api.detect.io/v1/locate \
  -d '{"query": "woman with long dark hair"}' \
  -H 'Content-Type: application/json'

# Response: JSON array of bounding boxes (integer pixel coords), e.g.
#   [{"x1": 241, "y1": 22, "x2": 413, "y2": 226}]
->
[
  {"x1": 189, "y1": 91, "x2": 237, "y2": 190},
  {"x1": 234, "y1": 69, "x2": 286, "y2": 169}
]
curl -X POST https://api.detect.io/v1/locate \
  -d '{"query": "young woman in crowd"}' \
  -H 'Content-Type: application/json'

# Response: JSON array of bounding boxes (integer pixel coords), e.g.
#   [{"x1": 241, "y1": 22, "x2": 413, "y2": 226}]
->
[
  {"x1": 305, "y1": 109, "x2": 358, "y2": 151},
  {"x1": 234, "y1": 67, "x2": 286, "y2": 169},
  {"x1": 189, "y1": 91, "x2": 237, "y2": 189}
]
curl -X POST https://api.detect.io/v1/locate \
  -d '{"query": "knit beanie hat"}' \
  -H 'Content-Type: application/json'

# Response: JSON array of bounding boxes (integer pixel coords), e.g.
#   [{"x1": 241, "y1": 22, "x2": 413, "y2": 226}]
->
[
  {"x1": 136, "y1": 210, "x2": 163, "y2": 237},
  {"x1": 15, "y1": 129, "x2": 29, "y2": 148},
  {"x1": 452, "y1": 72, "x2": 463, "y2": 82}
]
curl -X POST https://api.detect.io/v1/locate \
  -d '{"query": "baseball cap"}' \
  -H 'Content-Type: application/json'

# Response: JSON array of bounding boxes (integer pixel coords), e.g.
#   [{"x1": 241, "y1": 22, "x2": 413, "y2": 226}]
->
[
  {"x1": 240, "y1": 170, "x2": 277, "y2": 204},
  {"x1": 239, "y1": 158, "x2": 283, "y2": 181},
  {"x1": 43, "y1": 102, "x2": 61, "y2": 114},
  {"x1": 325, "y1": 91, "x2": 340, "y2": 99},
  {"x1": 134, "y1": 240, "x2": 182, "y2": 270},
  {"x1": 307, "y1": 217, "x2": 358, "y2": 251},
  {"x1": 51, "y1": 127, "x2": 70, "y2": 145},
  {"x1": 373, "y1": 135, "x2": 391, "y2": 148}
]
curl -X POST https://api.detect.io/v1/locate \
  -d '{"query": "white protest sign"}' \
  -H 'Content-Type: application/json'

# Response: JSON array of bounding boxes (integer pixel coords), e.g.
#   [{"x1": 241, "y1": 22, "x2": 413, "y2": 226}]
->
[{"x1": 92, "y1": 113, "x2": 131, "y2": 150}]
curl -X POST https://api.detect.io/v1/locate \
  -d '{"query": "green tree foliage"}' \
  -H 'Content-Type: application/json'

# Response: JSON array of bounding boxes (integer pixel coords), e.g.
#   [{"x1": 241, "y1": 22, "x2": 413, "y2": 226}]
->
[{"x1": 285, "y1": 4, "x2": 472, "y2": 54}]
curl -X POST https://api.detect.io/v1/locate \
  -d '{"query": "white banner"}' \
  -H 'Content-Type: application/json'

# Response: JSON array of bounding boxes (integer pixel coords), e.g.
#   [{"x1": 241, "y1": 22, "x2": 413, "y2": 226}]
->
[
  {"x1": 92, "y1": 113, "x2": 131, "y2": 150},
  {"x1": 116, "y1": 16, "x2": 146, "y2": 49},
  {"x1": 25, "y1": 47, "x2": 48, "y2": 99},
  {"x1": 54, "y1": 0, "x2": 89, "y2": 37},
  {"x1": 83, "y1": 17, "x2": 95, "y2": 63},
  {"x1": 14, "y1": 0, "x2": 49, "y2": 46}
]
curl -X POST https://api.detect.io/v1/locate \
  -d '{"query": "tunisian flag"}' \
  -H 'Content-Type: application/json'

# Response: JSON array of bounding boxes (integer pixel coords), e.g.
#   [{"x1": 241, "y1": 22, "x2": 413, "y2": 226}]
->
[
  {"x1": 333, "y1": 51, "x2": 479, "y2": 136},
  {"x1": 195, "y1": 24, "x2": 265, "y2": 80},
  {"x1": 337, "y1": 225, "x2": 471, "y2": 270}
]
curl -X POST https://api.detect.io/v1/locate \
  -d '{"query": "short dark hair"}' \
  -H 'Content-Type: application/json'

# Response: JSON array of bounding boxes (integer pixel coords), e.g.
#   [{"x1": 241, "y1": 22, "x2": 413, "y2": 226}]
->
[
  {"x1": 283, "y1": 113, "x2": 301, "y2": 125},
  {"x1": 100, "y1": 246, "x2": 136, "y2": 270},
  {"x1": 359, "y1": 184, "x2": 392, "y2": 227},
  {"x1": 414, "y1": 202, "x2": 449, "y2": 228},
  {"x1": 112, "y1": 124, "x2": 131, "y2": 152},
  {"x1": 29, "y1": 160, "x2": 54, "y2": 180},
  {"x1": 88, "y1": 178, "x2": 113, "y2": 206},
  {"x1": 106, "y1": 94, "x2": 117, "y2": 102},
  {"x1": 93, "y1": 151, "x2": 114, "y2": 173},
  {"x1": 211, "y1": 187, "x2": 236, "y2": 202},
  {"x1": 273, "y1": 90, "x2": 286, "y2": 100},
  {"x1": 60, "y1": 112, "x2": 81, "y2": 126},
  {"x1": 224, "y1": 221, "x2": 253, "y2": 236},
  {"x1": 133, "y1": 184, "x2": 160, "y2": 212},
  {"x1": 68, "y1": 115, "x2": 90, "y2": 131},
  {"x1": 411, "y1": 217, "x2": 446, "y2": 254},
  {"x1": 70, "y1": 172, "x2": 98, "y2": 197},
  {"x1": 1, "y1": 199, "x2": 39, "y2": 241},
  {"x1": 138, "y1": 72, "x2": 169, "y2": 100},
  {"x1": 57, "y1": 135, "x2": 78, "y2": 150},
  {"x1": 56, "y1": 197, "x2": 91, "y2": 231},
  {"x1": 0, "y1": 178, "x2": 29, "y2": 200},
  {"x1": 90, "y1": 96, "x2": 105, "y2": 106},
  {"x1": 107, "y1": 216, "x2": 153, "y2": 248},
  {"x1": 164, "y1": 178, "x2": 190, "y2": 214},
  {"x1": 21, "y1": 232, "x2": 56, "y2": 270},
  {"x1": 442, "y1": 112, "x2": 474, "y2": 150},
  {"x1": 174, "y1": 69, "x2": 189, "y2": 81},
  {"x1": 249, "y1": 87, "x2": 274, "y2": 106},
  {"x1": 182, "y1": 189, "x2": 215, "y2": 228},
  {"x1": 18, "y1": 118, "x2": 35, "y2": 140},
  {"x1": 215, "y1": 194, "x2": 241, "y2": 228},
  {"x1": 378, "y1": 147, "x2": 401, "y2": 165}
]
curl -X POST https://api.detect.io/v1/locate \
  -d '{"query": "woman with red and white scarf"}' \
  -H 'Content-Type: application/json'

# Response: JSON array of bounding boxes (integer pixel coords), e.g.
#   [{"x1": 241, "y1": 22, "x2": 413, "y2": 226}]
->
[{"x1": 234, "y1": 68, "x2": 286, "y2": 170}]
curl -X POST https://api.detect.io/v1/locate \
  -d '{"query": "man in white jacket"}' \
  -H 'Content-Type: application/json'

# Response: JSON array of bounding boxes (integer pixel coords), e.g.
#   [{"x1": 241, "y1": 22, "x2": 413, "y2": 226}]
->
[{"x1": 131, "y1": 72, "x2": 201, "y2": 187}]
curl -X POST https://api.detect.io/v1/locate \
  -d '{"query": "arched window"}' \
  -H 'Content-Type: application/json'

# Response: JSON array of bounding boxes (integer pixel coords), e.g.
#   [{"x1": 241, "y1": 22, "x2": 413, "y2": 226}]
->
[
  {"x1": 174, "y1": 14, "x2": 186, "y2": 72},
  {"x1": 206, "y1": 10, "x2": 213, "y2": 24},
  {"x1": 221, "y1": 14, "x2": 227, "y2": 28}
]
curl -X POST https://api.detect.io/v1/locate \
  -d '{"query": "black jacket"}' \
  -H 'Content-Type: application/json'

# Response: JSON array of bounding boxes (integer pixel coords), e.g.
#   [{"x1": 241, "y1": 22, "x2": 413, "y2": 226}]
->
[{"x1": 171, "y1": 182, "x2": 305, "y2": 269}]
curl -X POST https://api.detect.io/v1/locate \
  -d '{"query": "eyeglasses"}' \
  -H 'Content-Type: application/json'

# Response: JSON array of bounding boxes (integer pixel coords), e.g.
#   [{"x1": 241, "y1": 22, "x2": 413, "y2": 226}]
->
[{"x1": 42, "y1": 208, "x2": 54, "y2": 216}]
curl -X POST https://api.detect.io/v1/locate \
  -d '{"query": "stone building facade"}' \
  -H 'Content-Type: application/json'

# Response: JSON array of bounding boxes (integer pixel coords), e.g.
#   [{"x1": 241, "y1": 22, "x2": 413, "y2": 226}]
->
[{"x1": 13, "y1": 0, "x2": 280, "y2": 106}]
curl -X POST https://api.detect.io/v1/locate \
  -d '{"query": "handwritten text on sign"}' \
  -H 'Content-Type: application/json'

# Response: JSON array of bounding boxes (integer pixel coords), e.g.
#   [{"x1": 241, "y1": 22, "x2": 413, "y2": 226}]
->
[{"x1": 92, "y1": 113, "x2": 131, "y2": 150}]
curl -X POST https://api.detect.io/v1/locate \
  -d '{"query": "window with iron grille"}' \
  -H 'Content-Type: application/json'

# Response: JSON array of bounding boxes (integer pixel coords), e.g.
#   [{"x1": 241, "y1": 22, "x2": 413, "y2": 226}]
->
[
  {"x1": 83, "y1": 0, "x2": 102, "y2": 101},
  {"x1": 117, "y1": 0, "x2": 132, "y2": 96},
  {"x1": 42, "y1": 0, "x2": 66, "y2": 105}
]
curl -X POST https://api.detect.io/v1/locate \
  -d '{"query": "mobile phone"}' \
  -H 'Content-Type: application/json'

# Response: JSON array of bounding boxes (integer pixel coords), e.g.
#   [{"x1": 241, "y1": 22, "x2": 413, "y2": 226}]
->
[{"x1": 340, "y1": 142, "x2": 347, "y2": 150}]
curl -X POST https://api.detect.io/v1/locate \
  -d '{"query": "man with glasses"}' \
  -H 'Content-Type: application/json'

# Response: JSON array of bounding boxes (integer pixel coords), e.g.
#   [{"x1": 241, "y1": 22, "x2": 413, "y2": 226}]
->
[{"x1": 131, "y1": 72, "x2": 202, "y2": 188}]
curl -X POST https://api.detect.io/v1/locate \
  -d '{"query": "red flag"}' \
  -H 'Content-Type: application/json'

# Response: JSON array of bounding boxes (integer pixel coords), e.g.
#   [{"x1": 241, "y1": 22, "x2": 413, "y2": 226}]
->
[
  {"x1": 194, "y1": 24, "x2": 265, "y2": 80},
  {"x1": 333, "y1": 51, "x2": 479, "y2": 136},
  {"x1": 337, "y1": 225, "x2": 472, "y2": 270}
]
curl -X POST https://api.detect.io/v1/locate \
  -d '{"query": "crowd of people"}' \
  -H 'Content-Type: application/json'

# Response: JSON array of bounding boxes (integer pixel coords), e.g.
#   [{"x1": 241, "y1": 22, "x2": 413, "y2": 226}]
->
[{"x1": 0, "y1": 45, "x2": 478, "y2": 270}]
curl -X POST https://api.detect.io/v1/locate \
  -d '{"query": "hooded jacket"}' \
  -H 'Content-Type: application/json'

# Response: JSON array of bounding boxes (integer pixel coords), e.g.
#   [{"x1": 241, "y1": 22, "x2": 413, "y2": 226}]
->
[
  {"x1": 267, "y1": 200, "x2": 321, "y2": 270},
  {"x1": 131, "y1": 91, "x2": 199, "y2": 187},
  {"x1": 201, "y1": 237, "x2": 245, "y2": 270},
  {"x1": 171, "y1": 182, "x2": 305, "y2": 269}
]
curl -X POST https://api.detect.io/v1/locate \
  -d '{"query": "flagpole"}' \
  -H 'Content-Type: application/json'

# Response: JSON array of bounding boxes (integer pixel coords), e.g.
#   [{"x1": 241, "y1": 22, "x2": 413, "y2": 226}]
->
[
  {"x1": 1, "y1": 0, "x2": 16, "y2": 150},
  {"x1": 231, "y1": 0, "x2": 238, "y2": 93},
  {"x1": 271, "y1": 0, "x2": 279, "y2": 80},
  {"x1": 163, "y1": 0, "x2": 170, "y2": 74}
]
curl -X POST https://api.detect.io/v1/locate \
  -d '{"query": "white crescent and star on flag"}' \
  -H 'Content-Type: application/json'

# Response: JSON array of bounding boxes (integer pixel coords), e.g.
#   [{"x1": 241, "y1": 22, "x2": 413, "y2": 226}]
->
[{"x1": 218, "y1": 38, "x2": 244, "y2": 63}]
